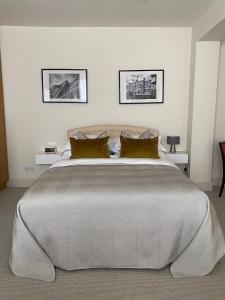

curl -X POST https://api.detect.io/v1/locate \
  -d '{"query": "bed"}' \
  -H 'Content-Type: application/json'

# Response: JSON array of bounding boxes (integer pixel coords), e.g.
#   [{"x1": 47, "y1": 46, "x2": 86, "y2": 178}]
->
[{"x1": 10, "y1": 125, "x2": 225, "y2": 282}]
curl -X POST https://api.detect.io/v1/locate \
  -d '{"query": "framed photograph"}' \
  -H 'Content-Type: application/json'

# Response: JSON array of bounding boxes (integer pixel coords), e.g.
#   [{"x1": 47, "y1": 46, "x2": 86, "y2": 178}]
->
[
  {"x1": 119, "y1": 69, "x2": 164, "y2": 104},
  {"x1": 41, "y1": 69, "x2": 88, "y2": 103}
]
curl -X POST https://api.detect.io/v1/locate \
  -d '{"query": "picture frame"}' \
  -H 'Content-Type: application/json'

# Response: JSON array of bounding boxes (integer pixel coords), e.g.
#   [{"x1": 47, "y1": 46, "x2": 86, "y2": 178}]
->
[
  {"x1": 119, "y1": 69, "x2": 164, "y2": 104},
  {"x1": 41, "y1": 69, "x2": 88, "y2": 103}
]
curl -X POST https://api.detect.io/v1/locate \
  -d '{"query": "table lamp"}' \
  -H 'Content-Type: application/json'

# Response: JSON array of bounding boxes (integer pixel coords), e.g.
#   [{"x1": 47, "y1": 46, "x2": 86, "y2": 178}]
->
[{"x1": 167, "y1": 136, "x2": 180, "y2": 153}]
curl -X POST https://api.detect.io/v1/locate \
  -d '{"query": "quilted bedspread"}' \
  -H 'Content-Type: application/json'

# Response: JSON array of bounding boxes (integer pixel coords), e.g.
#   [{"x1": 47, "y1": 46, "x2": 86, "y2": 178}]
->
[{"x1": 10, "y1": 159, "x2": 225, "y2": 282}]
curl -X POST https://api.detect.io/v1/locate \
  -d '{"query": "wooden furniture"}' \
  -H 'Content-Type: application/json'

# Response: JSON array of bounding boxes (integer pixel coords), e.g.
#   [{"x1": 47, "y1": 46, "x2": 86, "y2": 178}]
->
[
  {"x1": 0, "y1": 62, "x2": 8, "y2": 190},
  {"x1": 67, "y1": 124, "x2": 159, "y2": 139},
  {"x1": 219, "y1": 142, "x2": 225, "y2": 197}
]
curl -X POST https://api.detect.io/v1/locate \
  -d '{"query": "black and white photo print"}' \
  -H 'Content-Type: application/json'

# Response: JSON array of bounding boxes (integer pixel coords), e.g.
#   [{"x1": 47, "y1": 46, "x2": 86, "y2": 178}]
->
[
  {"x1": 42, "y1": 69, "x2": 88, "y2": 103},
  {"x1": 119, "y1": 70, "x2": 164, "y2": 104}
]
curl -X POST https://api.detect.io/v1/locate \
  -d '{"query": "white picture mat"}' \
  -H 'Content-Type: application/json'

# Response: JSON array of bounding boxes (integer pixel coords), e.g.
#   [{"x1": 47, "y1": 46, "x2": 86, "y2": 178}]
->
[
  {"x1": 120, "y1": 70, "x2": 164, "y2": 104},
  {"x1": 42, "y1": 69, "x2": 87, "y2": 103}
]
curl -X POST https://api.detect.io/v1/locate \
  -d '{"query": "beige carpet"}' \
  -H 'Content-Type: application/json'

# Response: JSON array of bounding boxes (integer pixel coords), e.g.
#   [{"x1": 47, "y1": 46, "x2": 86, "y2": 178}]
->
[{"x1": 1, "y1": 188, "x2": 225, "y2": 300}]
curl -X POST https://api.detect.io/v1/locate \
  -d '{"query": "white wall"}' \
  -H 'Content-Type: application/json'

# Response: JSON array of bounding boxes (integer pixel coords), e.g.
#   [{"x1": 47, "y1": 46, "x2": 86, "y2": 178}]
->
[
  {"x1": 186, "y1": 0, "x2": 225, "y2": 190},
  {"x1": 0, "y1": 27, "x2": 191, "y2": 186},
  {"x1": 190, "y1": 41, "x2": 220, "y2": 190},
  {"x1": 213, "y1": 40, "x2": 225, "y2": 185}
]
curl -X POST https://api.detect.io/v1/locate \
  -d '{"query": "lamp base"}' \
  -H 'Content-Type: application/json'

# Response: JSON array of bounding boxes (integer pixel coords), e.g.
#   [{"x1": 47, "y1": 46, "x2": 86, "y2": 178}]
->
[{"x1": 170, "y1": 145, "x2": 177, "y2": 153}]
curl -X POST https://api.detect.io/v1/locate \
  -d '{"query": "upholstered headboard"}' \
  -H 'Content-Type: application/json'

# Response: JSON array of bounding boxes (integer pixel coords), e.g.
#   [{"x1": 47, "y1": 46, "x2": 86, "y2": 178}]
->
[{"x1": 67, "y1": 125, "x2": 159, "y2": 139}]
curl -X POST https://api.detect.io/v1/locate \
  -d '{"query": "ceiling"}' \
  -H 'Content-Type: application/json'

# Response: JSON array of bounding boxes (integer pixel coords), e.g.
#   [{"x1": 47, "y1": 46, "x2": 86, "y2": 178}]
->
[{"x1": 0, "y1": 0, "x2": 216, "y2": 27}]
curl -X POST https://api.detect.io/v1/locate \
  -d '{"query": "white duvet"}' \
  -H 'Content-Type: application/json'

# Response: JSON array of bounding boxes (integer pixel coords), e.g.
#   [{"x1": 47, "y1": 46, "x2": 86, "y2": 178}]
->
[{"x1": 51, "y1": 154, "x2": 177, "y2": 169}]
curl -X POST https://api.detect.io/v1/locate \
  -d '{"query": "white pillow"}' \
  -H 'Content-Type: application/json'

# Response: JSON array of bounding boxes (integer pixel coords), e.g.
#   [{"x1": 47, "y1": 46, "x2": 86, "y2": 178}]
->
[
  {"x1": 108, "y1": 137, "x2": 120, "y2": 154},
  {"x1": 76, "y1": 131, "x2": 107, "y2": 139},
  {"x1": 121, "y1": 129, "x2": 151, "y2": 139},
  {"x1": 158, "y1": 136, "x2": 167, "y2": 152},
  {"x1": 61, "y1": 141, "x2": 71, "y2": 159}
]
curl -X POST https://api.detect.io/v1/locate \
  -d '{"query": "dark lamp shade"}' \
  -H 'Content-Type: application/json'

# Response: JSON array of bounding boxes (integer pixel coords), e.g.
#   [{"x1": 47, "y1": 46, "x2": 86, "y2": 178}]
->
[{"x1": 167, "y1": 136, "x2": 180, "y2": 145}]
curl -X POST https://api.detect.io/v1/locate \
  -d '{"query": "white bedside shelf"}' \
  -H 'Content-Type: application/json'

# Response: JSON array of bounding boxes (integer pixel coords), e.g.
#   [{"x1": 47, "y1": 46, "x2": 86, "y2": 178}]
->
[
  {"x1": 35, "y1": 152, "x2": 62, "y2": 165},
  {"x1": 35, "y1": 151, "x2": 189, "y2": 167},
  {"x1": 165, "y1": 151, "x2": 189, "y2": 165},
  {"x1": 165, "y1": 151, "x2": 189, "y2": 175}
]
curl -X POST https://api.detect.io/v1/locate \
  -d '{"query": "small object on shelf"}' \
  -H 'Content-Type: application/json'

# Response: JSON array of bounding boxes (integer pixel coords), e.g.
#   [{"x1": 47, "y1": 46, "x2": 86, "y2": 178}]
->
[
  {"x1": 167, "y1": 136, "x2": 180, "y2": 153},
  {"x1": 45, "y1": 146, "x2": 57, "y2": 154}
]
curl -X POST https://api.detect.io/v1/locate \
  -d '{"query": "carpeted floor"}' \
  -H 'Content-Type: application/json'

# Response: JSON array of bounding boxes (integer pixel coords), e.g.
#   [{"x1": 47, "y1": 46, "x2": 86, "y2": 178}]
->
[{"x1": 1, "y1": 188, "x2": 225, "y2": 300}]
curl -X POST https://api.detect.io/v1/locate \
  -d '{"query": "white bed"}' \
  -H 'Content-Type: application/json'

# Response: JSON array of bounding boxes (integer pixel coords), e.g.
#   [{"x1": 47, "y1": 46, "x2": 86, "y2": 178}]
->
[{"x1": 10, "y1": 125, "x2": 225, "y2": 282}]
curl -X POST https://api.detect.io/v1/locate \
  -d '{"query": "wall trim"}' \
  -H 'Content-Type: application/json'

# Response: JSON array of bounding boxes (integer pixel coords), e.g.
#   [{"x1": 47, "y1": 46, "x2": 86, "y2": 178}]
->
[
  {"x1": 212, "y1": 177, "x2": 221, "y2": 187},
  {"x1": 7, "y1": 179, "x2": 34, "y2": 188},
  {"x1": 192, "y1": 181, "x2": 213, "y2": 191}
]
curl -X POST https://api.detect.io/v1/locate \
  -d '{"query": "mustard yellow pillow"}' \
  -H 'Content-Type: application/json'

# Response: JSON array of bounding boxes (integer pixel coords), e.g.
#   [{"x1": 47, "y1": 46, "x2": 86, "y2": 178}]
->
[
  {"x1": 120, "y1": 136, "x2": 159, "y2": 159},
  {"x1": 70, "y1": 136, "x2": 110, "y2": 159}
]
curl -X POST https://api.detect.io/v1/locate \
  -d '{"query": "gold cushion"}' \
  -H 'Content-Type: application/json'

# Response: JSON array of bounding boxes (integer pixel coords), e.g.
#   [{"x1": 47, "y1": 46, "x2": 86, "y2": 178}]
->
[
  {"x1": 70, "y1": 136, "x2": 110, "y2": 159},
  {"x1": 120, "y1": 136, "x2": 159, "y2": 159}
]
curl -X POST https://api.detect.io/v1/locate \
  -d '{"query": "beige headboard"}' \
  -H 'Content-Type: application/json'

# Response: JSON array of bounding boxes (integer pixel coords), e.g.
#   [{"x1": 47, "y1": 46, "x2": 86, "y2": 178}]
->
[{"x1": 67, "y1": 124, "x2": 159, "y2": 139}]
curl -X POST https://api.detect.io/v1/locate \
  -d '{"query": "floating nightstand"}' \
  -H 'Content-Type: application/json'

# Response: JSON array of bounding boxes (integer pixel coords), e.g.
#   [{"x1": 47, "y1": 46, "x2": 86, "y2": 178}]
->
[
  {"x1": 165, "y1": 151, "x2": 189, "y2": 174},
  {"x1": 35, "y1": 152, "x2": 62, "y2": 165}
]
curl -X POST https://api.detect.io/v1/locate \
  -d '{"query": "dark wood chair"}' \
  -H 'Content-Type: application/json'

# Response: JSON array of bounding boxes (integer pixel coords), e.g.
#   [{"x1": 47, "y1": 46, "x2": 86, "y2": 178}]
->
[{"x1": 219, "y1": 142, "x2": 225, "y2": 197}]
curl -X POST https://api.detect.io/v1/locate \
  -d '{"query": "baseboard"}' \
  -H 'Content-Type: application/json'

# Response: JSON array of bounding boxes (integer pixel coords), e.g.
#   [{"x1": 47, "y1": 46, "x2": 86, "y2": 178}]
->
[
  {"x1": 0, "y1": 183, "x2": 7, "y2": 190},
  {"x1": 212, "y1": 177, "x2": 221, "y2": 187},
  {"x1": 192, "y1": 181, "x2": 213, "y2": 191},
  {"x1": 7, "y1": 179, "x2": 35, "y2": 188}
]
